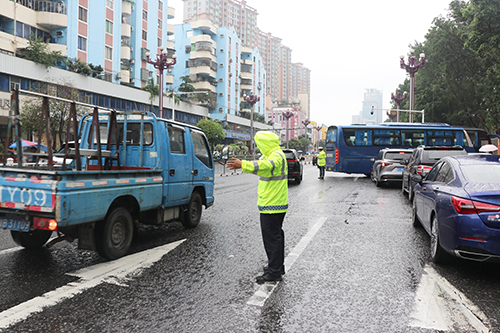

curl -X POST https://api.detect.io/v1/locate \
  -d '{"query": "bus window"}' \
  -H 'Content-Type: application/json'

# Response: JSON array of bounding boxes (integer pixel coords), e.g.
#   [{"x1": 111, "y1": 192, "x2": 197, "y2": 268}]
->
[
  {"x1": 343, "y1": 129, "x2": 355, "y2": 146},
  {"x1": 427, "y1": 130, "x2": 454, "y2": 146},
  {"x1": 327, "y1": 128, "x2": 337, "y2": 143},
  {"x1": 402, "y1": 130, "x2": 425, "y2": 147},
  {"x1": 373, "y1": 129, "x2": 401, "y2": 146},
  {"x1": 355, "y1": 129, "x2": 372, "y2": 146}
]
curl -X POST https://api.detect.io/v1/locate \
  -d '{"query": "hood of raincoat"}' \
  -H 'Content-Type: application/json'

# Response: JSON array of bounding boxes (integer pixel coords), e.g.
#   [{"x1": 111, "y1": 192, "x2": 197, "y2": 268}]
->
[{"x1": 254, "y1": 131, "x2": 280, "y2": 156}]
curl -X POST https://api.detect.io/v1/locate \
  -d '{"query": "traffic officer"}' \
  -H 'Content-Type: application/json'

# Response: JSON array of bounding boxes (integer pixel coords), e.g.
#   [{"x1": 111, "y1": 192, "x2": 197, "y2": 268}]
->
[
  {"x1": 227, "y1": 131, "x2": 288, "y2": 283},
  {"x1": 317, "y1": 147, "x2": 326, "y2": 179}
]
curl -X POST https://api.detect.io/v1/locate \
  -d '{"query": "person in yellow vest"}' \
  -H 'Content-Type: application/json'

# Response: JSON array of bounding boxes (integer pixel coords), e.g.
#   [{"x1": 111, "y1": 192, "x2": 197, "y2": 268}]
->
[
  {"x1": 227, "y1": 131, "x2": 288, "y2": 283},
  {"x1": 317, "y1": 147, "x2": 326, "y2": 179}
]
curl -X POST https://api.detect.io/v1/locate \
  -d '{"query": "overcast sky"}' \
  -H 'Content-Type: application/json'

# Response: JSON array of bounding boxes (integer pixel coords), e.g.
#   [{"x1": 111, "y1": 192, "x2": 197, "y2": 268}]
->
[{"x1": 167, "y1": 0, "x2": 452, "y2": 126}]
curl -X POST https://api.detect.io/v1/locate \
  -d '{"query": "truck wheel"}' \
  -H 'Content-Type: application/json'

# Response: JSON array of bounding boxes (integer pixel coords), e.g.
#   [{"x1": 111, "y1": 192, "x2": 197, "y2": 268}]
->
[
  {"x1": 11, "y1": 230, "x2": 52, "y2": 249},
  {"x1": 95, "y1": 207, "x2": 133, "y2": 260},
  {"x1": 183, "y1": 192, "x2": 202, "y2": 229}
]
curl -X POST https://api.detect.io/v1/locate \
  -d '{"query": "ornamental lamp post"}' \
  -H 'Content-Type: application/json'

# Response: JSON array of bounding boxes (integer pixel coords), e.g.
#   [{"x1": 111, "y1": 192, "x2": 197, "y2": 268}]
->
[
  {"x1": 145, "y1": 47, "x2": 177, "y2": 118},
  {"x1": 315, "y1": 125, "x2": 322, "y2": 151},
  {"x1": 391, "y1": 88, "x2": 407, "y2": 122},
  {"x1": 282, "y1": 109, "x2": 294, "y2": 149},
  {"x1": 400, "y1": 50, "x2": 425, "y2": 123},
  {"x1": 243, "y1": 93, "x2": 260, "y2": 155}
]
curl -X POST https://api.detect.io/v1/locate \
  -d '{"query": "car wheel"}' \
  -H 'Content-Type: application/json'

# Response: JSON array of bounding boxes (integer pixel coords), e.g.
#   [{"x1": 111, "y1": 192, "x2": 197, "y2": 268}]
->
[
  {"x1": 95, "y1": 207, "x2": 134, "y2": 260},
  {"x1": 295, "y1": 176, "x2": 301, "y2": 185},
  {"x1": 430, "y1": 215, "x2": 450, "y2": 264},
  {"x1": 182, "y1": 192, "x2": 202, "y2": 229},
  {"x1": 375, "y1": 176, "x2": 381, "y2": 187},
  {"x1": 412, "y1": 198, "x2": 421, "y2": 227},
  {"x1": 11, "y1": 230, "x2": 52, "y2": 249},
  {"x1": 401, "y1": 177, "x2": 407, "y2": 196},
  {"x1": 408, "y1": 180, "x2": 414, "y2": 201}
]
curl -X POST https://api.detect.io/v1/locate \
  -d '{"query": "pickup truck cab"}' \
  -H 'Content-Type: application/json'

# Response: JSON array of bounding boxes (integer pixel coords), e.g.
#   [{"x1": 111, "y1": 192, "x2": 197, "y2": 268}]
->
[{"x1": 0, "y1": 90, "x2": 214, "y2": 259}]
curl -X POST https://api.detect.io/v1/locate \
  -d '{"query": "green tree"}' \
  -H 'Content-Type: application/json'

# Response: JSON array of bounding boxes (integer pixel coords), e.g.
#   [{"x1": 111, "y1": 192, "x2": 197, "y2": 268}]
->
[
  {"x1": 196, "y1": 118, "x2": 225, "y2": 150},
  {"x1": 288, "y1": 138, "x2": 302, "y2": 150},
  {"x1": 142, "y1": 78, "x2": 159, "y2": 106},
  {"x1": 298, "y1": 134, "x2": 311, "y2": 152},
  {"x1": 23, "y1": 35, "x2": 64, "y2": 69}
]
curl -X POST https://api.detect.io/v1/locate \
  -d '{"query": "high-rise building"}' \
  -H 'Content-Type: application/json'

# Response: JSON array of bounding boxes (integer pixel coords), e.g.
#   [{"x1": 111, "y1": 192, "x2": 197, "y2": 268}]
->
[
  {"x1": 181, "y1": 0, "x2": 258, "y2": 48},
  {"x1": 361, "y1": 88, "x2": 383, "y2": 125}
]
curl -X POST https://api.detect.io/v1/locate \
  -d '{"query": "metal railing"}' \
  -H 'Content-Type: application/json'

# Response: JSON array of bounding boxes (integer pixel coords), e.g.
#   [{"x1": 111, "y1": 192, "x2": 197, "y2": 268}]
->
[{"x1": 16, "y1": 0, "x2": 67, "y2": 15}]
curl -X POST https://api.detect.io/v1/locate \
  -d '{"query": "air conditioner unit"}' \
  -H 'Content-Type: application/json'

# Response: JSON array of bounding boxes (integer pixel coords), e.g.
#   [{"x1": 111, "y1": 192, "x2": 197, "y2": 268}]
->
[
  {"x1": 220, "y1": 63, "x2": 224, "y2": 67},
  {"x1": 220, "y1": 49, "x2": 224, "y2": 52},
  {"x1": 219, "y1": 108, "x2": 223, "y2": 111},
  {"x1": 130, "y1": 46, "x2": 133, "y2": 52},
  {"x1": 219, "y1": 93, "x2": 223, "y2": 96},
  {"x1": 219, "y1": 78, "x2": 223, "y2": 81},
  {"x1": 130, "y1": 79, "x2": 135, "y2": 84}
]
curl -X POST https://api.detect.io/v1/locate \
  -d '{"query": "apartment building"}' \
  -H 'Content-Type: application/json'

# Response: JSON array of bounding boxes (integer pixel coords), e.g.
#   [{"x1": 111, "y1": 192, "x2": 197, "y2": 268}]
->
[
  {"x1": 173, "y1": 20, "x2": 266, "y2": 130},
  {"x1": 181, "y1": 0, "x2": 258, "y2": 49}
]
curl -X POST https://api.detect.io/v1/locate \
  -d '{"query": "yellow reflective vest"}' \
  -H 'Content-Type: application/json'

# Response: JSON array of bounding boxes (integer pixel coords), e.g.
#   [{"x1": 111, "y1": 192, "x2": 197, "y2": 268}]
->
[
  {"x1": 241, "y1": 131, "x2": 288, "y2": 214},
  {"x1": 317, "y1": 150, "x2": 326, "y2": 167}
]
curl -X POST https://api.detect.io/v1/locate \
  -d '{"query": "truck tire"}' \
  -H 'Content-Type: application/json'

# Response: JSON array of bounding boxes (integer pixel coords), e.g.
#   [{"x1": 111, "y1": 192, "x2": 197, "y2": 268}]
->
[
  {"x1": 183, "y1": 192, "x2": 202, "y2": 229},
  {"x1": 95, "y1": 207, "x2": 133, "y2": 260},
  {"x1": 11, "y1": 230, "x2": 52, "y2": 249}
]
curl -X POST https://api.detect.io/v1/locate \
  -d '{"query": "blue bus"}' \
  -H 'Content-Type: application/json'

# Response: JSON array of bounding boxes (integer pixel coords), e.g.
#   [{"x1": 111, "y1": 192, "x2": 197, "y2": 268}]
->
[{"x1": 325, "y1": 123, "x2": 488, "y2": 175}]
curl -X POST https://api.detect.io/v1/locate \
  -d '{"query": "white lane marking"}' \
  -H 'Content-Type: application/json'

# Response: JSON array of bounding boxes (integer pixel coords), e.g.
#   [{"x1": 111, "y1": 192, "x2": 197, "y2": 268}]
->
[
  {"x1": 0, "y1": 239, "x2": 186, "y2": 330},
  {"x1": 409, "y1": 264, "x2": 491, "y2": 332},
  {"x1": 0, "y1": 247, "x2": 22, "y2": 256},
  {"x1": 247, "y1": 216, "x2": 328, "y2": 307}
]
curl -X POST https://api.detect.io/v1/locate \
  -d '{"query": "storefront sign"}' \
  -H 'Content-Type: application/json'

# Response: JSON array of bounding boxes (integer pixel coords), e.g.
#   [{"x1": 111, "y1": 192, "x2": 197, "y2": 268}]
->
[{"x1": 224, "y1": 130, "x2": 250, "y2": 141}]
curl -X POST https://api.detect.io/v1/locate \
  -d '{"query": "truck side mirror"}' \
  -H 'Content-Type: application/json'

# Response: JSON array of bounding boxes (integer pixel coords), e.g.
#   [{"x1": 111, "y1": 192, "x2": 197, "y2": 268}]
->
[
  {"x1": 222, "y1": 146, "x2": 229, "y2": 160},
  {"x1": 411, "y1": 174, "x2": 423, "y2": 185}
]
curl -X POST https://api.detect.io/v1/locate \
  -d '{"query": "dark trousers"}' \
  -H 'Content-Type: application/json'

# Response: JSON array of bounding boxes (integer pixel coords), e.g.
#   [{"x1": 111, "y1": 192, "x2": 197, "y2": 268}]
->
[
  {"x1": 318, "y1": 165, "x2": 325, "y2": 178},
  {"x1": 260, "y1": 212, "x2": 286, "y2": 277}
]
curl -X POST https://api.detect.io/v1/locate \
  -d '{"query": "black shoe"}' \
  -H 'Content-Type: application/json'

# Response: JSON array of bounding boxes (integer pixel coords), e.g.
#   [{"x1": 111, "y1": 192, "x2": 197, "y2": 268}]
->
[
  {"x1": 263, "y1": 266, "x2": 285, "y2": 275},
  {"x1": 256, "y1": 273, "x2": 282, "y2": 284}
]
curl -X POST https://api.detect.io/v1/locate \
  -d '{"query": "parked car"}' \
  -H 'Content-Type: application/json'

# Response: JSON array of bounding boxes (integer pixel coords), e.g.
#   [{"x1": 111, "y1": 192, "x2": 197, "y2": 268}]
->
[
  {"x1": 370, "y1": 148, "x2": 413, "y2": 187},
  {"x1": 402, "y1": 145, "x2": 467, "y2": 200},
  {"x1": 283, "y1": 149, "x2": 304, "y2": 185},
  {"x1": 412, "y1": 154, "x2": 500, "y2": 263}
]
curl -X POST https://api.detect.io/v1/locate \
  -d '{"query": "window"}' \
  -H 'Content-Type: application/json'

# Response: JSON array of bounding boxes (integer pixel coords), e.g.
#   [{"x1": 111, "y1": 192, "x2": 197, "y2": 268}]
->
[
  {"x1": 98, "y1": 123, "x2": 153, "y2": 145},
  {"x1": 78, "y1": 36, "x2": 87, "y2": 51},
  {"x1": 106, "y1": 0, "x2": 114, "y2": 9},
  {"x1": 168, "y1": 125, "x2": 186, "y2": 154},
  {"x1": 192, "y1": 130, "x2": 213, "y2": 168},
  {"x1": 78, "y1": 6, "x2": 88, "y2": 23},
  {"x1": 142, "y1": 9, "x2": 148, "y2": 20},
  {"x1": 158, "y1": 19, "x2": 162, "y2": 29},
  {"x1": 157, "y1": 38, "x2": 162, "y2": 47},
  {"x1": 105, "y1": 20, "x2": 113, "y2": 34},
  {"x1": 142, "y1": 30, "x2": 147, "y2": 41},
  {"x1": 436, "y1": 162, "x2": 453, "y2": 183},
  {"x1": 105, "y1": 46, "x2": 112, "y2": 60},
  {"x1": 159, "y1": 1, "x2": 163, "y2": 11}
]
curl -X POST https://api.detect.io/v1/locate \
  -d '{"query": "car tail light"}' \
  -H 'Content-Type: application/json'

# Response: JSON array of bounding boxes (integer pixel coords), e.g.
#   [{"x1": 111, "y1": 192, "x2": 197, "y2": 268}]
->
[
  {"x1": 33, "y1": 217, "x2": 58, "y2": 231},
  {"x1": 287, "y1": 159, "x2": 297, "y2": 162},
  {"x1": 381, "y1": 162, "x2": 392, "y2": 167},
  {"x1": 451, "y1": 196, "x2": 500, "y2": 214},
  {"x1": 416, "y1": 165, "x2": 432, "y2": 175}
]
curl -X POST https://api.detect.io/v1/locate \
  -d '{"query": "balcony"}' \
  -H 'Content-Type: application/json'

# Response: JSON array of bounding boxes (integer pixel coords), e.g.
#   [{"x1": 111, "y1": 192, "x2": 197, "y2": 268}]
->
[
  {"x1": 241, "y1": 46, "x2": 252, "y2": 55},
  {"x1": 166, "y1": 40, "x2": 175, "y2": 52},
  {"x1": 121, "y1": 24, "x2": 131, "y2": 38},
  {"x1": 240, "y1": 71, "x2": 252, "y2": 79},
  {"x1": 241, "y1": 84, "x2": 252, "y2": 91},
  {"x1": 190, "y1": 66, "x2": 216, "y2": 78},
  {"x1": 37, "y1": 2, "x2": 67, "y2": 29},
  {"x1": 47, "y1": 43, "x2": 66, "y2": 56},
  {"x1": 167, "y1": 6, "x2": 175, "y2": 20},
  {"x1": 191, "y1": 50, "x2": 216, "y2": 62},
  {"x1": 191, "y1": 20, "x2": 217, "y2": 36},
  {"x1": 193, "y1": 81, "x2": 216, "y2": 93},
  {"x1": 120, "y1": 69, "x2": 130, "y2": 84},
  {"x1": 166, "y1": 23, "x2": 175, "y2": 36},
  {"x1": 120, "y1": 46, "x2": 131, "y2": 61},
  {"x1": 165, "y1": 74, "x2": 174, "y2": 85}
]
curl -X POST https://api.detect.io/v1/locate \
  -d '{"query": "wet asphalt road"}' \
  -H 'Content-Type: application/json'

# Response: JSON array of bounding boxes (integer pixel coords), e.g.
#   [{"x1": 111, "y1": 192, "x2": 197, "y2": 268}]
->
[{"x1": 1, "y1": 163, "x2": 500, "y2": 332}]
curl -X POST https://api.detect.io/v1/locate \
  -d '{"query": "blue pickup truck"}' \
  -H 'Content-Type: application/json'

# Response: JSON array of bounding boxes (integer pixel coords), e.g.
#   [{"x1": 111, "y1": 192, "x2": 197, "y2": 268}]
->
[{"x1": 0, "y1": 97, "x2": 214, "y2": 259}]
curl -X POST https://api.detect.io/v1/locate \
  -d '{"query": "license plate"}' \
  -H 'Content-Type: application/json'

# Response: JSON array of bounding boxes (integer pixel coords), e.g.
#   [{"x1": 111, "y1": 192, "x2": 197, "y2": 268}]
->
[
  {"x1": 0, "y1": 218, "x2": 30, "y2": 231},
  {"x1": 396, "y1": 168, "x2": 403, "y2": 172}
]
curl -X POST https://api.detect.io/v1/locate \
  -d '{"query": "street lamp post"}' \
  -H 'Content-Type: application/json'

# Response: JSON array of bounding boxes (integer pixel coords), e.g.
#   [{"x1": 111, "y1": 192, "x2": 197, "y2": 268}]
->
[
  {"x1": 244, "y1": 93, "x2": 260, "y2": 155},
  {"x1": 282, "y1": 110, "x2": 294, "y2": 149},
  {"x1": 400, "y1": 50, "x2": 425, "y2": 123},
  {"x1": 315, "y1": 125, "x2": 322, "y2": 151},
  {"x1": 391, "y1": 88, "x2": 407, "y2": 122},
  {"x1": 145, "y1": 47, "x2": 177, "y2": 118}
]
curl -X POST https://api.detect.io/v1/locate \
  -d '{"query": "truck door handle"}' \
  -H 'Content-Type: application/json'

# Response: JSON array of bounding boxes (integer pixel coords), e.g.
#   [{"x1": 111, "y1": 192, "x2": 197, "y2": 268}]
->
[
  {"x1": 170, "y1": 169, "x2": 175, "y2": 176},
  {"x1": 192, "y1": 169, "x2": 198, "y2": 176}
]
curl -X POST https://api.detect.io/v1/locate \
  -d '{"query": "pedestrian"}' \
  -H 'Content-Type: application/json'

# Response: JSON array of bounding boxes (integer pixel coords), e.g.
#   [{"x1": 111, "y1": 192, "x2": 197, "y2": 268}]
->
[
  {"x1": 317, "y1": 147, "x2": 326, "y2": 179},
  {"x1": 227, "y1": 131, "x2": 288, "y2": 284}
]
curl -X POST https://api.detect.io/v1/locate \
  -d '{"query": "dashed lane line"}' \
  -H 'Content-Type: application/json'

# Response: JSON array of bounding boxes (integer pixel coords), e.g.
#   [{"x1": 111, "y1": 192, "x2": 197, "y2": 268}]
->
[{"x1": 247, "y1": 216, "x2": 328, "y2": 307}]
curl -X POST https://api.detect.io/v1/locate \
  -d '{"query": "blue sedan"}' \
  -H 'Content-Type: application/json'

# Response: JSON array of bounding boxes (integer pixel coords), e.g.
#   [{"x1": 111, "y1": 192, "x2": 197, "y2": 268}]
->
[{"x1": 412, "y1": 154, "x2": 500, "y2": 264}]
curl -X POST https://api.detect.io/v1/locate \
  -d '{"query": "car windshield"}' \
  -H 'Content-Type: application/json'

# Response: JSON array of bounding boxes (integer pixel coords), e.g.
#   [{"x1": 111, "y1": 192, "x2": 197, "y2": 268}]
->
[
  {"x1": 461, "y1": 164, "x2": 500, "y2": 184},
  {"x1": 284, "y1": 152, "x2": 296, "y2": 160},
  {"x1": 422, "y1": 150, "x2": 466, "y2": 162},
  {"x1": 384, "y1": 152, "x2": 412, "y2": 160}
]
